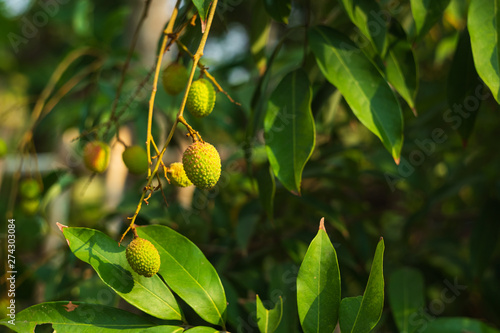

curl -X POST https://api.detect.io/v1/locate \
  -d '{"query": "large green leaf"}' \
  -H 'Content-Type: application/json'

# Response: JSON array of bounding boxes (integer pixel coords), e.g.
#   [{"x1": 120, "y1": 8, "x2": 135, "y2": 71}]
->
[
  {"x1": 61, "y1": 227, "x2": 183, "y2": 321},
  {"x1": 385, "y1": 21, "x2": 418, "y2": 112},
  {"x1": 339, "y1": 0, "x2": 387, "y2": 55},
  {"x1": 422, "y1": 317, "x2": 500, "y2": 333},
  {"x1": 447, "y1": 29, "x2": 482, "y2": 146},
  {"x1": 468, "y1": 0, "x2": 500, "y2": 103},
  {"x1": 339, "y1": 296, "x2": 363, "y2": 333},
  {"x1": 263, "y1": 0, "x2": 291, "y2": 24},
  {"x1": 309, "y1": 26, "x2": 404, "y2": 163},
  {"x1": 137, "y1": 225, "x2": 227, "y2": 328},
  {"x1": 264, "y1": 69, "x2": 315, "y2": 194},
  {"x1": 297, "y1": 219, "x2": 341, "y2": 333},
  {"x1": 343, "y1": 238, "x2": 385, "y2": 333},
  {"x1": 411, "y1": 0, "x2": 451, "y2": 39},
  {"x1": 0, "y1": 302, "x2": 183, "y2": 333},
  {"x1": 256, "y1": 295, "x2": 283, "y2": 333},
  {"x1": 388, "y1": 268, "x2": 425, "y2": 333}
]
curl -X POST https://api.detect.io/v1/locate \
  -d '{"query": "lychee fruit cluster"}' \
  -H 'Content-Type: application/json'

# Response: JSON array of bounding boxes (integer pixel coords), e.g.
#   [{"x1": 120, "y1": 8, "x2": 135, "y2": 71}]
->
[
  {"x1": 126, "y1": 237, "x2": 161, "y2": 278},
  {"x1": 19, "y1": 179, "x2": 42, "y2": 216}
]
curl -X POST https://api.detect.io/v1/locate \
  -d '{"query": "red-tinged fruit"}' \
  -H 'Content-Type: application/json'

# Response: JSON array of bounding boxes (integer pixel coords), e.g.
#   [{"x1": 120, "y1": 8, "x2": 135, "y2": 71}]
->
[{"x1": 83, "y1": 141, "x2": 110, "y2": 173}]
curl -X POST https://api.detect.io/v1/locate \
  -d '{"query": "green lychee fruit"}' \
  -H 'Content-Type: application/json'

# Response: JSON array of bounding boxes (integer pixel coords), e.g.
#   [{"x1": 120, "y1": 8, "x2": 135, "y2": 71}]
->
[
  {"x1": 21, "y1": 198, "x2": 39, "y2": 216},
  {"x1": 126, "y1": 237, "x2": 161, "y2": 277},
  {"x1": 122, "y1": 145, "x2": 148, "y2": 174},
  {"x1": 162, "y1": 63, "x2": 189, "y2": 95},
  {"x1": 20, "y1": 179, "x2": 41, "y2": 199},
  {"x1": 167, "y1": 162, "x2": 193, "y2": 187},
  {"x1": 0, "y1": 138, "x2": 7, "y2": 158},
  {"x1": 83, "y1": 141, "x2": 110, "y2": 173},
  {"x1": 186, "y1": 78, "x2": 216, "y2": 118},
  {"x1": 182, "y1": 141, "x2": 221, "y2": 190}
]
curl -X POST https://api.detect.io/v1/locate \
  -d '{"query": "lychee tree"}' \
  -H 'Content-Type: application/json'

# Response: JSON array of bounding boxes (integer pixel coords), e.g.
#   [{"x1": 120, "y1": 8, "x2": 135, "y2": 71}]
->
[{"x1": 1, "y1": 0, "x2": 500, "y2": 332}]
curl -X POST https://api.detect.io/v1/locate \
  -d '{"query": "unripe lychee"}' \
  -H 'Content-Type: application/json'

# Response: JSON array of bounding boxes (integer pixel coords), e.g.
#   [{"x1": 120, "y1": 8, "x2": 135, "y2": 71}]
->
[
  {"x1": 0, "y1": 138, "x2": 7, "y2": 158},
  {"x1": 122, "y1": 145, "x2": 148, "y2": 174},
  {"x1": 21, "y1": 198, "x2": 39, "y2": 216},
  {"x1": 162, "y1": 63, "x2": 189, "y2": 95},
  {"x1": 83, "y1": 141, "x2": 110, "y2": 173},
  {"x1": 20, "y1": 179, "x2": 41, "y2": 199},
  {"x1": 182, "y1": 141, "x2": 221, "y2": 190},
  {"x1": 167, "y1": 162, "x2": 192, "y2": 187},
  {"x1": 126, "y1": 237, "x2": 161, "y2": 277},
  {"x1": 186, "y1": 78, "x2": 216, "y2": 118}
]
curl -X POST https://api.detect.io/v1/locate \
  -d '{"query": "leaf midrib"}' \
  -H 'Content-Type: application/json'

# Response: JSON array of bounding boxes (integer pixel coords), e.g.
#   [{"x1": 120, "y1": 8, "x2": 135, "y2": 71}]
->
[{"x1": 314, "y1": 27, "x2": 397, "y2": 149}]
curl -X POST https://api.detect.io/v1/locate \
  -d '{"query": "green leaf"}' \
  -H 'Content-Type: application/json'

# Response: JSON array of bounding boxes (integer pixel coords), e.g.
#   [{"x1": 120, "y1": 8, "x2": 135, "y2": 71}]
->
[
  {"x1": 447, "y1": 29, "x2": 482, "y2": 145},
  {"x1": 263, "y1": 0, "x2": 291, "y2": 24},
  {"x1": 422, "y1": 317, "x2": 500, "y2": 333},
  {"x1": 185, "y1": 327, "x2": 224, "y2": 333},
  {"x1": 346, "y1": 238, "x2": 385, "y2": 333},
  {"x1": 468, "y1": 0, "x2": 500, "y2": 103},
  {"x1": 256, "y1": 163, "x2": 275, "y2": 220},
  {"x1": 0, "y1": 302, "x2": 183, "y2": 333},
  {"x1": 339, "y1": 0, "x2": 388, "y2": 55},
  {"x1": 339, "y1": 296, "x2": 363, "y2": 333},
  {"x1": 297, "y1": 219, "x2": 341, "y2": 333},
  {"x1": 309, "y1": 26, "x2": 404, "y2": 163},
  {"x1": 256, "y1": 295, "x2": 283, "y2": 333},
  {"x1": 61, "y1": 227, "x2": 183, "y2": 321},
  {"x1": 385, "y1": 21, "x2": 419, "y2": 111},
  {"x1": 192, "y1": 0, "x2": 212, "y2": 27},
  {"x1": 388, "y1": 268, "x2": 425, "y2": 333},
  {"x1": 137, "y1": 225, "x2": 227, "y2": 327},
  {"x1": 411, "y1": 0, "x2": 451, "y2": 39},
  {"x1": 264, "y1": 69, "x2": 315, "y2": 194}
]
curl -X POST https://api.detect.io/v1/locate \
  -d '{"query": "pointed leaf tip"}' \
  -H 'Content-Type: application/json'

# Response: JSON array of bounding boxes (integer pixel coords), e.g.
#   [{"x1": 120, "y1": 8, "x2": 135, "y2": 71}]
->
[
  {"x1": 319, "y1": 217, "x2": 326, "y2": 231},
  {"x1": 394, "y1": 156, "x2": 401, "y2": 165},
  {"x1": 411, "y1": 107, "x2": 418, "y2": 117},
  {"x1": 56, "y1": 222, "x2": 67, "y2": 232}
]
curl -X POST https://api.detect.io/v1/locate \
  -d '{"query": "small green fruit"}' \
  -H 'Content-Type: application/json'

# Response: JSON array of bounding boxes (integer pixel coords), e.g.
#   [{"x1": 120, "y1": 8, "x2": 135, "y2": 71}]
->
[
  {"x1": 126, "y1": 237, "x2": 161, "y2": 277},
  {"x1": 162, "y1": 63, "x2": 189, "y2": 95},
  {"x1": 20, "y1": 179, "x2": 41, "y2": 199},
  {"x1": 167, "y1": 162, "x2": 192, "y2": 187},
  {"x1": 182, "y1": 141, "x2": 221, "y2": 190},
  {"x1": 186, "y1": 78, "x2": 216, "y2": 118},
  {"x1": 122, "y1": 145, "x2": 148, "y2": 174},
  {"x1": 0, "y1": 138, "x2": 7, "y2": 158},
  {"x1": 21, "y1": 198, "x2": 39, "y2": 216},
  {"x1": 84, "y1": 141, "x2": 110, "y2": 173}
]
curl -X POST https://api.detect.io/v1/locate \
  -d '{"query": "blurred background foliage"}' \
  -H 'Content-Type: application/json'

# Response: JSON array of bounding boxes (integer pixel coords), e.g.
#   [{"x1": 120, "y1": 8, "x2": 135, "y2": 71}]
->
[{"x1": 0, "y1": 0, "x2": 499, "y2": 332}]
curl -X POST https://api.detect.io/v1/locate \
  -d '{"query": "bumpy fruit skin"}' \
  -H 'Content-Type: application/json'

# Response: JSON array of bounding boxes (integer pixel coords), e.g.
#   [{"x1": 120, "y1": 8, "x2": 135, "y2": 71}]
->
[
  {"x1": 122, "y1": 145, "x2": 148, "y2": 174},
  {"x1": 167, "y1": 162, "x2": 192, "y2": 187},
  {"x1": 162, "y1": 63, "x2": 189, "y2": 95},
  {"x1": 84, "y1": 141, "x2": 110, "y2": 173},
  {"x1": 126, "y1": 237, "x2": 161, "y2": 277},
  {"x1": 182, "y1": 141, "x2": 221, "y2": 190},
  {"x1": 20, "y1": 179, "x2": 41, "y2": 199},
  {"x1": 186, "y1": 79, "x2": 216, "y2": 118},
  {"x1": 0, "y1": 138, "x2": 7, "y2": 158}
]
